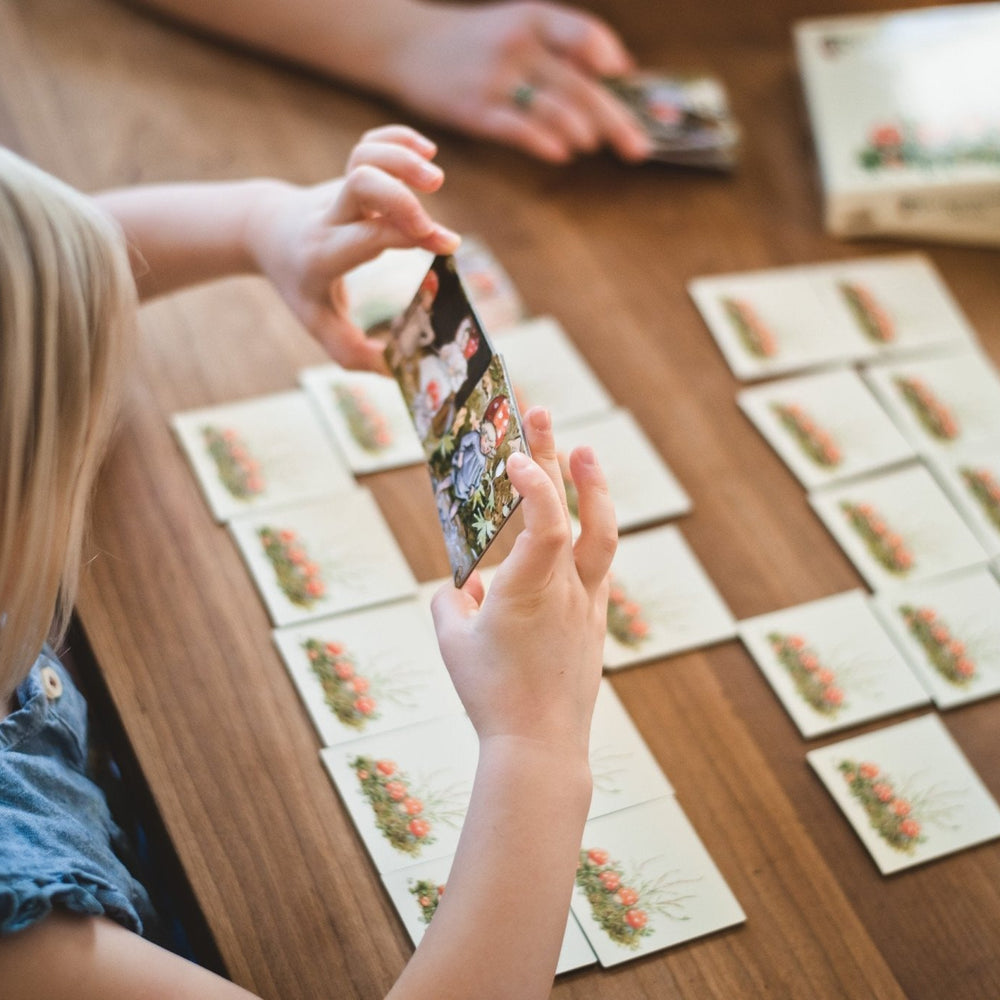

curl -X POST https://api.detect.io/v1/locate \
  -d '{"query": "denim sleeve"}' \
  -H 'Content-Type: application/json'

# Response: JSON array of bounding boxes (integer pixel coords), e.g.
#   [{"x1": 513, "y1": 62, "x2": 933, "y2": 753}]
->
[{"x1": 0, "y1": 652, "x2": 155, "y2": 936}]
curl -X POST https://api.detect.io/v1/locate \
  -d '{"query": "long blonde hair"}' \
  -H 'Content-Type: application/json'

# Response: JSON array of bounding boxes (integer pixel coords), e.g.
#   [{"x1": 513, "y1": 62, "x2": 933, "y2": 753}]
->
[{"x1": 0, "y1": 148, "x2": 136, "y2": 702}]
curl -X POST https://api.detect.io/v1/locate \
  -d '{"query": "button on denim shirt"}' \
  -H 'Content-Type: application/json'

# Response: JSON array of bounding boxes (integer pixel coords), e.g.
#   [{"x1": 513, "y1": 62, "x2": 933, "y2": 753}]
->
[{"x1": 0, "y1": 648, "x2": 155, "y2": 935}]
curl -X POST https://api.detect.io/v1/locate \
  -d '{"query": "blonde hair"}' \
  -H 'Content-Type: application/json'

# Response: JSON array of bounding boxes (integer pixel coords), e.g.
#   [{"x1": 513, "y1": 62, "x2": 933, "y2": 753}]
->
[{"x1": 0, "y1": 148, "x2": 136, "y2": 703}]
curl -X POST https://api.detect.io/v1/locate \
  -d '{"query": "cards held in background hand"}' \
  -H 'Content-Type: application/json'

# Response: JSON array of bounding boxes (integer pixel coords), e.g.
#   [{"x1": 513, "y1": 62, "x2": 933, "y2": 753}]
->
[
  {"x1": 385, "y1": 254, "x2": 529, "y2": 586},
  {"x1": 605, "y1": 72, "x2": 740, "y2": 171}
]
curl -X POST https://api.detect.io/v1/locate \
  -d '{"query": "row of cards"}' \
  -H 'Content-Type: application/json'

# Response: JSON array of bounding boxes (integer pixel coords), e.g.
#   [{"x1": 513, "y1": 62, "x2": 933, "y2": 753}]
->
[{"x1": 690, "y1": 252, "x2": 1000, "y2": 873}]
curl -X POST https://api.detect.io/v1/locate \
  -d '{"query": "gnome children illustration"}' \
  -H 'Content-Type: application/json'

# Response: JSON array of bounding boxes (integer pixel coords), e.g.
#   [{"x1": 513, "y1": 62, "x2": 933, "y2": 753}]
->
[{"x1": 438, "y1": 394, "x2": 511, "y2": 519}]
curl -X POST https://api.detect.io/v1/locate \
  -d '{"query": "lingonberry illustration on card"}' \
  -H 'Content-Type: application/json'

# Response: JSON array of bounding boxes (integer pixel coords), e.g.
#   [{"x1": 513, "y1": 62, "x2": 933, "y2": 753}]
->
[
  {"x1": 603, "y1": 526, "x2": 736, "y2": 670},
  {"x1": 272, "y1": 600, "x2": 463, "y2": 745},
  {"x1": 808, "y1": 464, "x2": 989, "y2": 590},
  {"x1": 863, "y1": 348, "x2": 1000, "y2": 454},
  {"x1": 738, "y1": 368, "x2": 915, "y2": 489},
  {"x1": 299, "y1": 364, "x2": 424, "y2": 474},
  {"x1": 380, "y1": 855, "x2": 598, "y2": 976},
  {"x1": 818, "y1": 255, "x2": 976, "y2": 357},
  {"x1": 872, "y1": 567, "x2": 1000, "y2": 709},
  {"x1": 807, "y1": 714, "x2": 1000, "y2": 874},
  {"x1": 688, "y1": 266, "x2": 875, "y2": 380},
  {"x1": 925, "y1": 440, "x2": 1000, "y2": 558},
  {"x1": 571, "y1": 797, "x2": 745, "y2": 966},
  {"x1": 228, "y1": 489, "x2": 417, "y2": 627},
  {"x1": 738, "y1": 590, "x2": 929, "y2": 738},
  {"x1": 172, "y1": 390, "x2": 353, "y2": 522},
  {"x1": 320, "y1": 714, "x2": 478, "y2": 873}
]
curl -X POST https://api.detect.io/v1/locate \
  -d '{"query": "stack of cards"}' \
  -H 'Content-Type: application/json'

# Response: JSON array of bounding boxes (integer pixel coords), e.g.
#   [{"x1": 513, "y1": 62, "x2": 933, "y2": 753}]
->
[{"x1": 606, "y1": 72, "x2": 741, "y2": 171}]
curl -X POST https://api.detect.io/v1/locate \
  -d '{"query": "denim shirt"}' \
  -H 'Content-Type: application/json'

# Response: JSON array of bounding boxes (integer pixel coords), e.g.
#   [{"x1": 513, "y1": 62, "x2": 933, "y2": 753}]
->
[{"x1": 0, "y1": 648, "x2": 155, "y2": 936}]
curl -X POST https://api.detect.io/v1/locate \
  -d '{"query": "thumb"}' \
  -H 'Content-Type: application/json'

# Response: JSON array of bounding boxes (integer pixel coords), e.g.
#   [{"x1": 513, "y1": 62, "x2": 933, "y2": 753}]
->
[{"x1": 430, "y1": 572, "x2": 485, "y2": 637}]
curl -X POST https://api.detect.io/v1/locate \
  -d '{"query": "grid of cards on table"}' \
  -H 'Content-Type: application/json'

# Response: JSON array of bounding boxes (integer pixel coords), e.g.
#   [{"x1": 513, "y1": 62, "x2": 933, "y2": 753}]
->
[
  {"x1": 172, "y1": 236, "x2": 745, "y2": 970},
  {"x1": 691, "y1": 252, "x2": 1000, "y2": 872}
]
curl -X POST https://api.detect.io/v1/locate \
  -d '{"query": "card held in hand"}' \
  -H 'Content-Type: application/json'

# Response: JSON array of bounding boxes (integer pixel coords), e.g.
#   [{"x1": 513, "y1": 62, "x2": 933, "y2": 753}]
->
[
  {"x1": 385, "y1": 254, "x2": 529, "y2": 587},
  {"x1": 605, "y1": 72, "x2": 741, "y2": 170}
]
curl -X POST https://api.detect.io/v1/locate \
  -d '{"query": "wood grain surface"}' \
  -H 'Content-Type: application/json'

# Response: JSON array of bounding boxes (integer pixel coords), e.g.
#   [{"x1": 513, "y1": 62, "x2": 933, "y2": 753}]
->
[{"x1": 2, "y1": 0, "x2": 998, "y2": 997}]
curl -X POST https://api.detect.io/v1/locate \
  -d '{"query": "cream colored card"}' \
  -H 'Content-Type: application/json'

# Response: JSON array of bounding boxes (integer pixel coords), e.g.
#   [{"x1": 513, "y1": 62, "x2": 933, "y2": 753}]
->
[
  {"x1": 738, "y1": 590, "x2": 929, "y2": 738},
  {"x1": 229, "y1": 489, "x2": 417, "y2": 627},
  {"x1": 172, "y1": 390, "x2": 353, "y2": 522},
  {"x1": 272, "y1": 600, "x2": 462, "y2": 746},
  {"x1": 807, "y1": 714, "x2": 1000, "y2": 874},
  {"x1": 571, "y1": 796, "x2": 745, "y2": 967},
  {"x1": 604, "y1": 525, "x2": 736, "y2": 670},
  {"x1": 300, "y1": 364, "x2": 424, "y2": 474},
  {"x1": 808, "y1": 463, "x2": 989, "y2": 591},
  {"x1": 380, "y1": 856, "x2": 597, "y2": 975},
  {"x1": 738, "y1": 368, "x2": 916, "y2": 490},
  {"x1": 320, "y1": 714, "x2": 478, "y2": 873},
  {"x1": 863, "y1": 347, "x2": 1000, "y2": 454},
  {"x1": 871, "y1": 567, "x2": 1000, "y2": 709}
]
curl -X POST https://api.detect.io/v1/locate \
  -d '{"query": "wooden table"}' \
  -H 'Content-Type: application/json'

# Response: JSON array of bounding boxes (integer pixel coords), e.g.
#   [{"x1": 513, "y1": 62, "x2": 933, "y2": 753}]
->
[{"x1": 3, "y1": 0, "x2": 999, "y2": 996}]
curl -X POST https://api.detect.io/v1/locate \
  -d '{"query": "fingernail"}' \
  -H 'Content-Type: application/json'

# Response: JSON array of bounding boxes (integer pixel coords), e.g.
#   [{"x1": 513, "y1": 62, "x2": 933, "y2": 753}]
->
[
  {"x1": 575, "y1": 445, "x2": 596, "y2": 467},
  {"x1": 528, "y1": 407, "x2": 551, "y2": 431},
  {"x1": 420, "y1": 161, "x2": 444, "y2": 182},
  {"x1": 507, "y1": 451, "x2": 530, "y2": 473},
  {"x1": 434, "y1": 224, "x2": 461, "y2": 247}
]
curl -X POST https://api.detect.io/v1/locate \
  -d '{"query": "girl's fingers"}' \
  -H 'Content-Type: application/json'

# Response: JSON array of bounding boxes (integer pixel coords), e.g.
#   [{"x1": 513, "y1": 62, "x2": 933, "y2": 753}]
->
[
  {"x1": 520, "y1": 407, "x2": 572, "y2": 526},
  {"x1": 356, "y1": 124, "x2": 439, "y2": 159},
  {"x1": 347, "y1": 141, "x2": 445, "y2": 192},
  {"x1": 569, "y1": 445, "x2": 617, "y2": 591}
]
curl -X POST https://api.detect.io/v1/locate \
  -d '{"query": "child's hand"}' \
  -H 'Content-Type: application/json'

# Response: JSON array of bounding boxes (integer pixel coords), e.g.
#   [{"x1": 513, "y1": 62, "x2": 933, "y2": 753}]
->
[
  {"x1": 247, "y1": 125, "x2": 460, "y2": 370},
  {"x1": 431, "y1": 407, "x2": 616, "y2": 754}
]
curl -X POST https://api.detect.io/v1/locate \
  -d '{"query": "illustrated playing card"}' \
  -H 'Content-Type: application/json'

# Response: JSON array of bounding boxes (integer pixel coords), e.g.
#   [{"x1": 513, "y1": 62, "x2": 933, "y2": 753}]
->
[
  {"x1": 384, "y1": 254, "x2": 495, "y2": 444},
  {"x1": 925, "y1": 438, "x2": 1000, "y2": 557},
  {"x1": 320, "y1": 714, "x2": 478, "y2": 873},
  {"x1": 343, "y1": 247, "x2": 434, "y2": 336},
  {"x1": 554, "y1": 409, "x2": 691, "y2": 534},
  {"x1": 807, "y1": 714, "x2": 1000, "y2": 874},
  {"x1": 571, "y1": 796, "x2": 745, "y2": 967},
  {"x1": 605, "y1": 73, "x2": 741, "y2": 170},
  {"x1": 452, "y1": 234, "x2": 526, "y2": 334},
  {"x1": 380, "y1": 855, "x2": 597, "y2": 975},
  {"x1": 299, "y1": 364, "x2": 424, "y2": 474},
  {"x1": 689, "y1": 266, "x2": 876, "y2": 381},
  {"x1": 808, "y1": 463, "x2": 989, "y2": 590},
  {"x1": 862, "y1": 347, "x2": 1000, "y2": 454},
  {"x1": 871, "y1": 567, "x2": 1000, "y2": 709},
  {"x1": 817, "y1": 254, "x2": 977, "y2": 358},
  {"x1": 424, "y1": 355, "x2": 528, "y2": 587},
  {"x1": 604, "y1": 525, "x2": 736, "y2": 670},
  {"x1": 738, "y1": 590, "x2": 930, "y2": 738},
  {"x1": 588, "y1": 680, "x2": 675, "y2": 818},
  {"x1": 272, "y1": 599, "x2": 463, "y2": 746},
  {"x1": 228, "y1": 488, "x2": 417, "y2": 627},
  {"x1": 738, "y1": 368, "x2": 916, "y2": 490},
  {"x1": 497, "y1": 316, "x2": 615, "y2": 428},
  {"x1": 171, "y1": 390, "x2": 353, "y2": 522}
]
